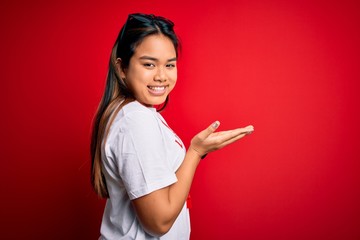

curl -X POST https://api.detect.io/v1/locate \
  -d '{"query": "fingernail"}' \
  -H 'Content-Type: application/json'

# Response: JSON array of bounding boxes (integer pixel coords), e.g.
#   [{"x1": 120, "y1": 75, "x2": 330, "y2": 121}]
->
[{"x1": 212, "y1": 121, "x2": 219, "y2": 129}]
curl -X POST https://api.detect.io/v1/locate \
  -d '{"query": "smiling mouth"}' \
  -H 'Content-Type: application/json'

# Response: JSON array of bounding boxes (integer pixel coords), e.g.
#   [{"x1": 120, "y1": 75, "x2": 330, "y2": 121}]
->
[
  {"x1": 147, "y1": 85, "x2": 168, "y2": 96},
  {"x1": 148, "y1": 86, "x2": 168, "y2": 91}
]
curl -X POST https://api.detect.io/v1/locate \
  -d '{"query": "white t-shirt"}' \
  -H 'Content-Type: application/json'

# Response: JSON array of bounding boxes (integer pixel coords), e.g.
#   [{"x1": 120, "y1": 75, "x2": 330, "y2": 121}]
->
[{"x1": 99, "y1": 101, "x2": 190, "y2": 240}]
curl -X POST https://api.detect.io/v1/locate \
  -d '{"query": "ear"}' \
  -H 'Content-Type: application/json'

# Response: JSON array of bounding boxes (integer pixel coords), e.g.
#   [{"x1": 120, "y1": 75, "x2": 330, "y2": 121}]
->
[{"x1": 115, "y1": 58, "x2": 126, "y2": 80}]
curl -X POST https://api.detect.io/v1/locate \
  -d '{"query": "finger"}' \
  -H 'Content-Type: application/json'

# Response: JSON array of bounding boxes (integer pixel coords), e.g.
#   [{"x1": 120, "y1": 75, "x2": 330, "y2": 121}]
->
[
  {"x1": 211, "y1": 130, "x2": 245, "y2": 144},
  {"x1": 197, "y1": 121, "x2": 220, "y2": 139},
  {"x1": 242, "y1": 125, "x2": 254, "y2": 134},
  {"x1": 229, "y1": 126, "x2": 254, "y2": 136},
  {"x1": 212, "y1": 128, "x2": 254, "y2": 137},
  {"x1": 220, "y1": 126, "x2": 254, "y2": 147},
  {"x1": 218, "y1": 132, "x2": 248, "y2": 149},
  {"x1": 212, "y1": 126, "x2": 254, "y2": 137}
]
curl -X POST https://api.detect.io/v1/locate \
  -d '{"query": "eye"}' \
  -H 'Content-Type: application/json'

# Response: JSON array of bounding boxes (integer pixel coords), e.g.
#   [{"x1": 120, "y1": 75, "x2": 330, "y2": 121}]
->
[
  {"x1": 143, "y1": 63, "x2": 155, "y2": 68},
  {"x1": 166, "y1": 63, "x2": 176, "y2": 68}
]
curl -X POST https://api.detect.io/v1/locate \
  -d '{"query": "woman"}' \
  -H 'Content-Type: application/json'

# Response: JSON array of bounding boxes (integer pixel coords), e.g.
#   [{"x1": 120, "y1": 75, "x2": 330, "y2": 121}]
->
[{"x1": 91, "y1": 13, "x2": 254, "y2": 240}]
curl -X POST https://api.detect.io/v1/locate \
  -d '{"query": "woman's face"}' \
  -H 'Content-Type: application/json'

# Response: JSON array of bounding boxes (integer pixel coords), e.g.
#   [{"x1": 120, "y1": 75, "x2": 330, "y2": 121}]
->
[{"x1": 121, "y1": 34, "x2": 177, "y2": 107}]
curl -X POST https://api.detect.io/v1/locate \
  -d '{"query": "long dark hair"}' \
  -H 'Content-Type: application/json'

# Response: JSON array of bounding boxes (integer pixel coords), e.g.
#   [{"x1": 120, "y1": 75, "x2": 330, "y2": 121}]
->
[{"x1": 91, "y1": 13, "x2": 180, "y2": 198}]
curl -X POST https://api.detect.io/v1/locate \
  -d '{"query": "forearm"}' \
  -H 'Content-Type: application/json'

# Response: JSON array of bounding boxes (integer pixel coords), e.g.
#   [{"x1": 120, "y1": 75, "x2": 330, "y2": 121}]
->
[
  {"x1": 167, "y1": 147, "x2": 201, "y2": 215},
  {"x1": 153, "y1": 147, "x2": 202, "y2": 233},
  {"x1": 133, "y1": 147, "x2": 201, "y2": 236}
]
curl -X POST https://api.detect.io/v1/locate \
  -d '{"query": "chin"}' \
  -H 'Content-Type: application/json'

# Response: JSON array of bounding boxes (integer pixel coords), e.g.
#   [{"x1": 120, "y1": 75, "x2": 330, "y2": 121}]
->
[
  {"x1": 141, "y1": 97, "x2": 167, "y2": 107},
  {"x1": 151, "y1": 100, "x2": 166, "y2": 106}
]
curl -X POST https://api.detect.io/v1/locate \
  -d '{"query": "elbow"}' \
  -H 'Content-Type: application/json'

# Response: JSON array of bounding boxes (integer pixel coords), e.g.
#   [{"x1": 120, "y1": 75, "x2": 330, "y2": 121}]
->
[
  {"x1": 154, "y1": 224, "x2": 172, "y2": 237},
  {"x1": 141, "y1": 220, "x2": 173, "y2": 237}
]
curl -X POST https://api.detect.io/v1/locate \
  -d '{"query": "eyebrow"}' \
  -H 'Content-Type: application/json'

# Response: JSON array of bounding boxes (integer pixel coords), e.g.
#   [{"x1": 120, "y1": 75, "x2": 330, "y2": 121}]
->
[{"x1": 139, "y1": 56, "x2": 177, "y2": 62}]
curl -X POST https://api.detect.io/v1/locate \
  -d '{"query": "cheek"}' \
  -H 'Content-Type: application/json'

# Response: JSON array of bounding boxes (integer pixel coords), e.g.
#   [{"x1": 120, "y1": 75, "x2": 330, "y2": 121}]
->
[{"x1": 127, "y1": 67, "x2": 151, "y2": 85}]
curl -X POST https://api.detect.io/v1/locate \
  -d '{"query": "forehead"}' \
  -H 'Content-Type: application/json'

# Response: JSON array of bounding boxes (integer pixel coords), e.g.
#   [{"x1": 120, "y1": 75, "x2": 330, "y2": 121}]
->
[{"x1": 133, "y1": 34, "x2": 176, "y2": 59}]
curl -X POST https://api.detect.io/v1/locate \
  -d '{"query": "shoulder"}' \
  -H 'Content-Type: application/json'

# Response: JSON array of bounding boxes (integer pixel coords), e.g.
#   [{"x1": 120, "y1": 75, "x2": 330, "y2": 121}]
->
[
  {"x1": 108, "y1": 101, "x2": 162, "y2": 138},
  {"x1": 121, "y1": 101, "x2": 158, "y2": 126},
  {"x1": 105, "y1": 101, "x2": 161, "y2": 153},
  {"x1": 122, "y1": 101, "x2": 155, "y2": 115}
]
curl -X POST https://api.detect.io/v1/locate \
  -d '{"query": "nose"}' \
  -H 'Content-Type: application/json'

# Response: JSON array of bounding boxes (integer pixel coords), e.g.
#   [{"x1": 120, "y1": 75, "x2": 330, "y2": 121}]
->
[{"x1": 154, "y1": 67, "x2": 167, "y2": 82}]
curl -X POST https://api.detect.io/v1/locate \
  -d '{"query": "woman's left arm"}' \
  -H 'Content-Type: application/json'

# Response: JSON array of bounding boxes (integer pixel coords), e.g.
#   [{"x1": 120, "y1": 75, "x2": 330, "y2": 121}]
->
[{"x1": 132, "y1": 122, "x2": 254, "y2": 236}]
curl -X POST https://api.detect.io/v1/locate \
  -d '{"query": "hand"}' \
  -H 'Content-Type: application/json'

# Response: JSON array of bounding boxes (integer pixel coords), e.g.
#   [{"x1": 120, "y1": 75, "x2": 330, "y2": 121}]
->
[{"x1": 190, "y1": 121, "x2": 254, "y2": 157}]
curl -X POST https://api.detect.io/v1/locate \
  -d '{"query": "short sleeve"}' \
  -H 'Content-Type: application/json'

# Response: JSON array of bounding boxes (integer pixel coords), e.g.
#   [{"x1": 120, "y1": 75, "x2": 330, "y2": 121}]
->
[{"x1": 113, "y1": 110, "x2": 177, "y2": 200}]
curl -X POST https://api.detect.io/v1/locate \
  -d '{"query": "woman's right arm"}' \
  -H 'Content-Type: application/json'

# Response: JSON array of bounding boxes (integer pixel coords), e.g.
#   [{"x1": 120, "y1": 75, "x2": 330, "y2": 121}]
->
[{"x1": 132, "y1": 121, "x2": 254, "y2": 236}]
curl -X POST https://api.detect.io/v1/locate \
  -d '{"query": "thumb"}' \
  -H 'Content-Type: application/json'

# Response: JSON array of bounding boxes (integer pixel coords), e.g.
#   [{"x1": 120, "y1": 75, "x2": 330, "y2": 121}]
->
[{"x1": 199, "y1": 121, "x2": 220, "y2": 139}]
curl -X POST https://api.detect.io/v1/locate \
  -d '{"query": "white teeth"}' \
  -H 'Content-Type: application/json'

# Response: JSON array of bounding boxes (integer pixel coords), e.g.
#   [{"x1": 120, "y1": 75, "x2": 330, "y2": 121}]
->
[{"x1": 149, "y1": 86, "x2": 165, "y2": 91}]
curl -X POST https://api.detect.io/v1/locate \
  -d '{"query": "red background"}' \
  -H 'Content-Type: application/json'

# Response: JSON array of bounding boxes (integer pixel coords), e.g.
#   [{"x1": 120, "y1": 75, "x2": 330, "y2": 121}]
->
[{"x1": 1, "y1": 0, "x2": 360, "y2": 239}]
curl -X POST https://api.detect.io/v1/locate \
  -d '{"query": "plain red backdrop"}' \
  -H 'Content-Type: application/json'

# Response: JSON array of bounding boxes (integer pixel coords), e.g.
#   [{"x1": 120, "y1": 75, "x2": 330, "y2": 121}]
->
[{"x1": 1, "y1": 0, "x2": 359, "y2": 239}]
